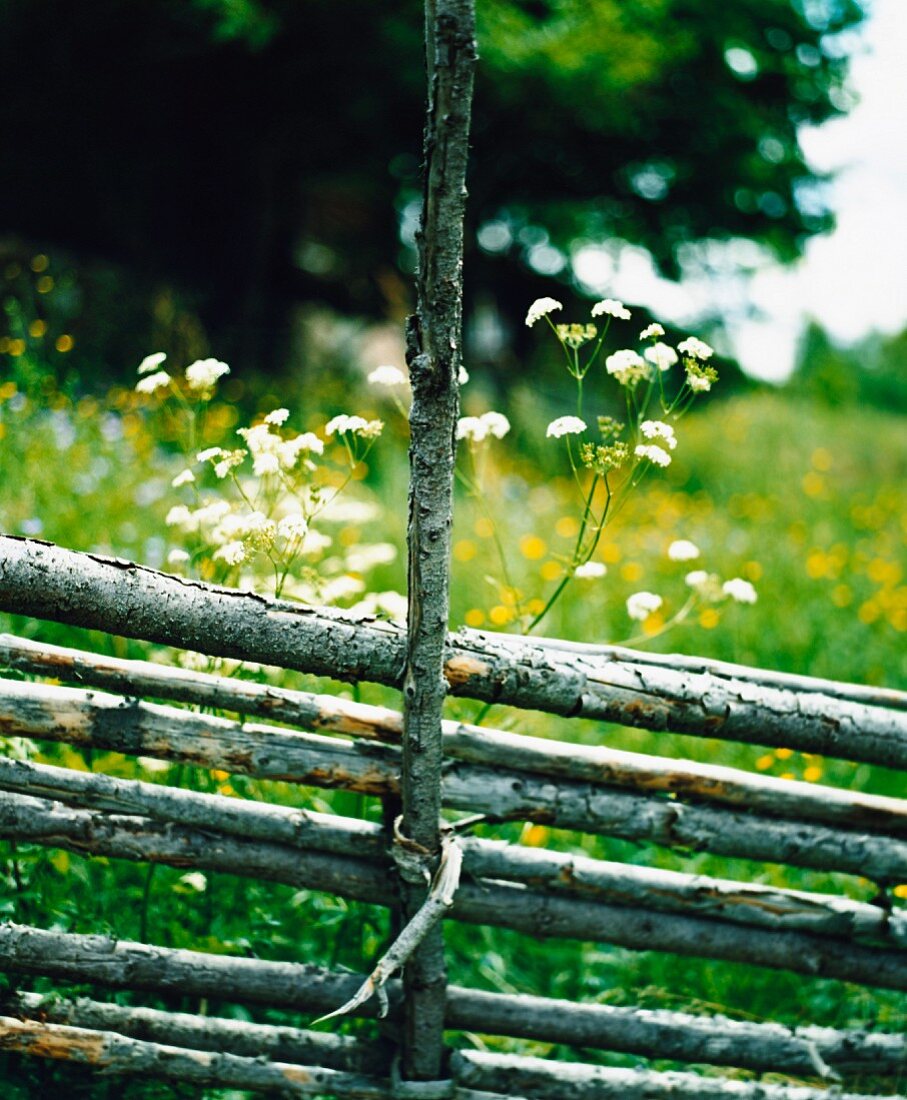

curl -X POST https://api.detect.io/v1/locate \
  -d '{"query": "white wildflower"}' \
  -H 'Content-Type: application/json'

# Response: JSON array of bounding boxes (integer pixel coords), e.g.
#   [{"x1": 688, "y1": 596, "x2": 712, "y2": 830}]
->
[
  {"x1": 320, "y1": 500, "x2": 380, "y2": 524},
  {"x1": 644, "y1": 343, "x2": 679, "y2": 372},
  {"x1": 457, "y1": 416, "x2": 488, "y2": 443},
  {"x1": 525, "y1": 297, "x2": 563, "y2": 327},
  {"x1": 298, "y1": 529, "x2": 332, "y2": 556},
  {"x1": 320, "y1": 575, "x2": 366, "y2": 604},
  {"x1": 138, "y1": 352, "x2": 167, "y2": 375},
  {"x1": 167, "y1": 548, "x2": 191, "y2": 565},
  {"x1": 136, "y1": 370, "x2": 171, "y2": 395},
  {"x1": 213, "y1": 450, "x2": 246, "y2": 479},
  {"x1": 635, "y1": 444, "x2": 672, "y2": 467},
  {"x1": 197, "y1": 447, "x2": 225, "y2": 463},
  {"x1": 668, "y1": 539, "x2": 700, "y2": 562},
  {"x1": 277, "y1": 513, "x2": 308, "y2": 540},
  {"x1": 367, "y1": 365, "x2": 407, "y2": 387},
  {"x1": 192, "y1": 500, "x2": 231, "y2": 528},
  {"x1": 480, "y1": 411, "x2": 510, "y2": 439},
  {"x1": 179, "y1": 872, "x2": 208, "y2": 892},
  {"x1": 605, "y1": 349, "x2": 649, "y2": 386},
  {"x1": 723, "y1": 577, "x2": 757, "y2": 604},
  {"x1": 325, "y1": 414, "x2": 383, "y2": 439},
  {"x1": 640, "y1": 323, "x2": 665, "y2": 340},
  {"x1": 165, "y1": 505, "x2": 193, "y2": 528},
  {"x1": 264, "y1": 408, "x2": 290, "y2": 425},
  {"x1": 213, "y1": 541, "x2": 246, "y2": 566},
  {"x1": 546, "y1": 416, "x2": 587, "y2": 438},
  {"x1": 678, "y1": 337, "x2": 714, "y2": 360},
  {"x1": 185, "y1": 358, "x2": 230, "y2": 392},
  {"x1": 685, "y1": 569, "x2": 710, "y2": 588},
  {"x1": 627, "y1": 591, "x2": 663, "y2": 621},
  {"x1": 639, "y1": 420, "x2": 677, "y2": 450},
  {"x1": 591, "y1": 298, "x2": 631, "y2": 320},
  {"x1": 252, "y1": 452, "x2": 280, "y2": 477},
  {"x1": 574, "y1": 561, "x2": 607, "y2": 579},
  {"x1": 171, "y1": 469, "x2": 195, "y2": 488},
  {"x1": 687, "y1": 371, "x2": 712, "y2": 392},
  {"x1": 279, "y1": 432, "x2": 324, "y2": 469},
  {"x1": 458, "y1": 366, "x2": 470, "y2": 385}
]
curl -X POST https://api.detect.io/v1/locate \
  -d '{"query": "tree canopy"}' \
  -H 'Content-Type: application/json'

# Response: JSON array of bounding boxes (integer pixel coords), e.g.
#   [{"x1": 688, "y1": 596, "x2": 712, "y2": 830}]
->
[{"x1": 0, "y1": 0, "x2": 864, "y2": 369}]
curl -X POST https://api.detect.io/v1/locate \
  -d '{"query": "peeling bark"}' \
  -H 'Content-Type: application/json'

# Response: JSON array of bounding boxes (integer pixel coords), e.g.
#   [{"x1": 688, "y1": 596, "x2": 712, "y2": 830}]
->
[
  {"x1": 0, "y1": 759, "x2": 903, "y2": 949},
  {"x1": 0, "y1": 1015, "x2": 392, "y2": 1097},
  {"x1": 2, "y1": 538, "x2": 904, "y2": 767},
  {"x1": 4, "y1": 678, "x2": 907, "y2": 881},
  {"x1": 1, "y1": 926, "x2": 904, "y2": 1079},
  {"x1": 3, "y1": 803, "x2": 907, "y2": 988},
  {"x1": 451, "y1": 1049, "x2": 901, "y2": 1100},
  {"x1": 4, "y1": 634, "x2": 904, "y2": 838}
]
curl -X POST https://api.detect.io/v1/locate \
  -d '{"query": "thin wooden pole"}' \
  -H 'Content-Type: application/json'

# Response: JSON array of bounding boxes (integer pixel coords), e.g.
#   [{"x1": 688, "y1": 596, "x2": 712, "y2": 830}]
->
[{"x1": 400, "y1": 0, "x2": 476, "y2": 1081}]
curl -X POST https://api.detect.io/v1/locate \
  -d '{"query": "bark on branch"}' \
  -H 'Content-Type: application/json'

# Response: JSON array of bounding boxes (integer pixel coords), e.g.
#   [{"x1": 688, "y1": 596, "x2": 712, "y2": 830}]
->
[
  {"x1": 2, "y1": 538, "x2": 904, "y2": 767},
  {"x1": 1, "y1": 926, "x2": 904, "y2": 1079},
  {"x1": 4, "y1": 677, "x2": 907, "y2": 882},
  {"x1": 3, "y1": 800, "x2": 907, "y2": 989},
  {"x1": 4, "y1": 633, "x2": 904, "y2": 839}
]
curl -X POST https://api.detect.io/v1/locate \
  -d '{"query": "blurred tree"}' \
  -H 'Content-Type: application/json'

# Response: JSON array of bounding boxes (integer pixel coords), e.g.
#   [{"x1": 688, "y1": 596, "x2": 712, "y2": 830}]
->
[
  {"x1": 792, "y1": 321, "x2": 907, "y2": 411},
  {"x1": 0, "y1": 0, "x2": 864, "y2": 372}
]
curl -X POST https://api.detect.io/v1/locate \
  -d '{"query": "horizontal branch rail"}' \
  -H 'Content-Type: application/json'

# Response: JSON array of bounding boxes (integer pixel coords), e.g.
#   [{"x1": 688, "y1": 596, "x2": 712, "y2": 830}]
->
[
  {"x1": 1, "y1": 758, "x2": 903, "y2": 947},
  {"x1": 0, "y1": 1015, "x2": 393, "y2": 1098},
  {"x1": 4, "y1": 633, "x2": 906, "y2": 838},
  {"x1": 5, "y1": 678, "x2": 907, "y2": 881},
  {"x1": 3, "y1": 1015, "x2": 902, "y2": 1100},
  {"x1": 2, "y1": 539, "x2": 905, "y2": 767},
  {"x1": 1, "y1": 990, "x2": 389, "y2": 1074},
  {"x1": 4, "y1": 799, "x2": 907, "y2": 988},
  {"x1": 451, "y1": 1049, "x2": 903, "y2": 1100},
  {"x1": 1, "y1": 925, "x2": 903, "y2": 1079}
]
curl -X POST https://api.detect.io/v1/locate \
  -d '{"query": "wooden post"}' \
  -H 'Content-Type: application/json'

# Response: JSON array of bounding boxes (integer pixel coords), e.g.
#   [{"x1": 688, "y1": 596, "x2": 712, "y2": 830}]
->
[{"x1": 400, "y1": 0, "x2": 476, "y2": 1081}]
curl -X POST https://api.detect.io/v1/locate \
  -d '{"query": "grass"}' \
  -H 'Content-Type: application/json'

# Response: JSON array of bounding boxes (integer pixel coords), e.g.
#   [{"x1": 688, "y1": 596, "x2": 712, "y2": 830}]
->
[{"x1": 1, "y1": 357, "x2": 906, "y2": 1097}]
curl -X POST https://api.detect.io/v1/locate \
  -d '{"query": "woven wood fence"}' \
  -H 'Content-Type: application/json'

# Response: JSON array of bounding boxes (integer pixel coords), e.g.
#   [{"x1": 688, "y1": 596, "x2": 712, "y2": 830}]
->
[
  {"x1": 1, "y1": 536, "x2": 907, "y2": 1098},
  {"x1": 3, "y1": 2, "x2": 907, "y2": 1096}
]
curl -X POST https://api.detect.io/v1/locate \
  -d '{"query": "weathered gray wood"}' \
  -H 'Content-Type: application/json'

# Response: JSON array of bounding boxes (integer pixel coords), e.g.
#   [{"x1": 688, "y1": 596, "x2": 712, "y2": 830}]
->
[
  {"x1": 400, "y1": 0, "x2": 476, "y2": 1079},
  {"x1": 0, "y1": 1015, "x2": 393, "y2": 1097},
  {"x1": 5, "y1": 677, "x2": 907, "y2": 881},
  {"x1": 1, "y1": 925, "x2": 904, "y2": 1079},
  {"x1": 443, "y1": 989, "x2": 907, "y2": 1080},
  {"x1": 2, "y1": 759, "x2": 901, "y2": 948},
  {"x1": 2, "y1": 537, "x2": 905, "y2": 768},
  {"x1": 451, "y1": 1050, "x2": 903, "y2": 1100},
  {"x1": 4, "y1": 803, "x2": 907, "y2": 988},
  {"x1": 1, "y1": 990, "x2": 389, "y2": 1073},
  {"x1": 5, "y1": 633, "x2": 904, "y2": 838}
]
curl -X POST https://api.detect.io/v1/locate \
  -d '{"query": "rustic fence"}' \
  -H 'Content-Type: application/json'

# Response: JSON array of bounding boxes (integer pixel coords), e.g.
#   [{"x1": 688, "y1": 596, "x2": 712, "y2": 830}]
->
[
  {"x1": 1, "y1": 536, "x2": 907, "y2": 1097},
  {"x1": 3, "y1": 1, "x2": 907, "y2": 1095}
]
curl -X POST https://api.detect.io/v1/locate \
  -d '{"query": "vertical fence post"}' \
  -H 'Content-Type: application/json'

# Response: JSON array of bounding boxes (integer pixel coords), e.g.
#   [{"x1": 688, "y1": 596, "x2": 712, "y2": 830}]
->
[{"x1": 400, "y1": 0, "x2": 477, "y2": 1083}]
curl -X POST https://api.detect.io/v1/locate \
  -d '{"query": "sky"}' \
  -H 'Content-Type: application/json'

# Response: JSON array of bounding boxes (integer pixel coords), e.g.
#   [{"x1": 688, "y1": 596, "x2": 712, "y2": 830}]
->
[{"x1": 575, "y1": 0, "x2": 907, "y2": 382}]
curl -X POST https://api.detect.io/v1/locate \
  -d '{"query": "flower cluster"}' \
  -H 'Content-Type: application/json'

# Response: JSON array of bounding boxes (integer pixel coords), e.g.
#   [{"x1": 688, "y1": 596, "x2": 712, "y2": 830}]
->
[{"x1": 457, "y1": 411, "x2": 511, "y2": 444}]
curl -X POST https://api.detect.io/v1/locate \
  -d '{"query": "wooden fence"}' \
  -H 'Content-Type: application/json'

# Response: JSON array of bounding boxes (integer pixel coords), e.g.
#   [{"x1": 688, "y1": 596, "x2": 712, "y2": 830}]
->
[{"x1": 1, "y1": 535, "x2": 907, "y2": 1097}]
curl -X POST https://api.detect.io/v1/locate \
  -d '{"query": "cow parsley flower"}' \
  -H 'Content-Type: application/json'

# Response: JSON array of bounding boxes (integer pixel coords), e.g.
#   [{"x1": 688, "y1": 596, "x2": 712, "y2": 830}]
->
[
  {"x1": 138, "y1": 352, "x2": 167, "y2": 375},
  {"x1": 171, "y1": 468, "x2": 195, "y2": 488},
  {"x1": 575, "y1": 561, "x2": 607, "y2": 579},
  {"x1": 644, "y1": 343, "x2": 678, "y2": 372},
  {"x1": 546, "y1": 416, "x2": 587, "y2": 438},
  {"x1": 277, "y1": 513, "x2": 308, "y2": 540},
  {"x1": 591, "y1": 298, "x2": 631, "y2": 320},
  {"x1": 458, "y1": 366, "x2": 470, "y2": 385},
  {"x1": 556, "y1": 323, "x2": 597, "y2": 349},
  {"x1": 685, "y1": 570, "x2": 710, "y2": 589},
  {"x1": 480, "y1": 411, "x2": 510, "y2": 439},
  {"x1": 136, "y1": 370, "x2": 172, "y2": 395},
  {"x1": 368, "y1": 365, "x2": 408, "y2": 387},
  {"x1": 635, "y1": 444, "x2": 672, "y2": 467},
  {"x1": 668, "y1": 539, "x2": 700, "y2": 562},
  {"x1": 197, "y1": 447, "x2": 224, "y2": 463},
  {"x1": 723, "y1": 577, "x2": 757, "y2": 604},
  {"x1": 678, "y1": 337, "x2": 714, "y2": 360},
  {"x1": 167, "y1": 548, "x2": 191, "y2": 565},
  {"x1": 165, "y1": 505, "x2": 193, "y2": 528},
  {"x1": 627, "y1": 591, "x2": 663, "y2": 621},
  {"x1": 525, "y1": 297, "x2": 563, "y2": 327},
  {"x1": 457, "y1": 411, "x2": 510, "y2": 443},
  {"x1": 639, "y1": 420, "x2": 677, "y2": 450},
  {"x1": 325, "y1": 414, "x2": 383, "y2": 439},
  {"x1": 605, "y1": 349, "x2": 649, "y2": 386},
  {"x1": 185, "y1": 358, "x2": 230, "y2": 393},
  {"x1": 213, "y1": 541, "x2": 246, "y2": 566},
  {"x1": 264, "y1": 408, "x2": 290, "y2": 426},
  {"x1": 640, "y1": 323, "x2": 664, "y2": 340}
]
